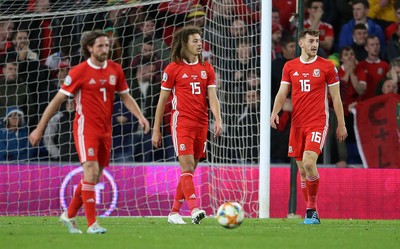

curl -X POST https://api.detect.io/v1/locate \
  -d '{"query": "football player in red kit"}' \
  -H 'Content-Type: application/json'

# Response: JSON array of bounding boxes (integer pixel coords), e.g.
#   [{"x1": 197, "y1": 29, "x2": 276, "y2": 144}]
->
[
  {"x1": 29, "y1": 31, "x2": 150, "y2": 234},
  {"x1": 152, "y1": 26, "x2": 222, "y2": 225},
  {"x1": 270, "y1": 29, "x2": 347, "y2": 224}
]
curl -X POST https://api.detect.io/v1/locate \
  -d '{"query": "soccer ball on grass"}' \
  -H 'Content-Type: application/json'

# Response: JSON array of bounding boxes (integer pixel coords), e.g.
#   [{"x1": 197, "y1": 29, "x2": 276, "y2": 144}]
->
[{"x1": 216, "y1": 202, "x2": 244, "y2": 229}]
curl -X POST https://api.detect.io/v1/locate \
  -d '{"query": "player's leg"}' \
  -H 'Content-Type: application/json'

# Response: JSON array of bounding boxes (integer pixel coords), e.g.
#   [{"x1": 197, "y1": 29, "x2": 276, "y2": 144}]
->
[
  {"x1": 288, "y1": 128, "x2": 308, "y2": 204},
  {"x1": 301, "y1": 126, "x2": 327, "y2": 224}
]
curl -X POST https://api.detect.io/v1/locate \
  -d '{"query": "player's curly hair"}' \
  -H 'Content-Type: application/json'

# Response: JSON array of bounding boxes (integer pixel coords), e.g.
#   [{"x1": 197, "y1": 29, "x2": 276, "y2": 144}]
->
[
  {"x1": 80, "y1": 31, "x2": 108, "y2": 59},
  {"x1": 170, "y1": 26, "x2": 204, "y2": 65}
]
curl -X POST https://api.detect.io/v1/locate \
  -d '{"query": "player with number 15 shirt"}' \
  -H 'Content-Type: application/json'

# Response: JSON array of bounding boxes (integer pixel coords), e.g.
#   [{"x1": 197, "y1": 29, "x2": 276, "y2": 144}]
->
[{"x1": 161, "y1": 59, "x2": 216, "y2": 127}]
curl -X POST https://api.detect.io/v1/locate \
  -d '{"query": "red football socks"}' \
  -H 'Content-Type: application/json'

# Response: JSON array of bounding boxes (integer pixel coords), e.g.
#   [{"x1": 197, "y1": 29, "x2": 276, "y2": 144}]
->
[
  {"x1": 171, "y1": 178, "x2": 185, "y2": 213},
  {"x1": 180, "y1": 171, "x2": 197, "y2": 212},
  {"x1": 67, "y1": 180, "x2": 83, "y2": 218},
  {"x1": 81, "y1": 181, "x2": 96, "y2": 227},
  {"x1": 300, "y1": 180, "x2": 308, "y2": 204},
  {"x1": 306, "y1": 173, "x2": 320, "y2": 210}
]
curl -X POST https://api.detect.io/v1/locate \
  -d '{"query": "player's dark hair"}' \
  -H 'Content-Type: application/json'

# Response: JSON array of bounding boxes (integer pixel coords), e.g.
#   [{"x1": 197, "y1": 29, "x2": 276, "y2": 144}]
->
[
  {"x1": 80, "y1": 31, "x2": 108, "y2": 59},
  {"x1": 170, "y1": 26, "x2": 204, "y2": 65},
  {"x1": 298, "y1": 28, "x2": 320, "y2": 40}
]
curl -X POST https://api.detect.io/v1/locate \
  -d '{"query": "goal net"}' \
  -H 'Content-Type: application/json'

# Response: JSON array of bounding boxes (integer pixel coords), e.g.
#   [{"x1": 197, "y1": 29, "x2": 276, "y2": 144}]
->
[{"x1": 0, "y1": 0, "x2": 264, "y2": 218}]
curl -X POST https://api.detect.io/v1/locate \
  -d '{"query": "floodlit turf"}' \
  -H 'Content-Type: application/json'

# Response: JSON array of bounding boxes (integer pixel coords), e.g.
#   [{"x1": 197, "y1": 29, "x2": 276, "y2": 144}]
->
[{"x1": 0, "y1": 217, "x2": 399, "y2": 249}]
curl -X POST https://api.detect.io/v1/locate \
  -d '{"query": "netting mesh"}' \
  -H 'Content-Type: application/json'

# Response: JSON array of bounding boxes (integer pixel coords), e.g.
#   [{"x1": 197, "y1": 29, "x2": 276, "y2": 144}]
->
[{"x1": 0, "y1": 0, "x2": 262, "y2": 217}]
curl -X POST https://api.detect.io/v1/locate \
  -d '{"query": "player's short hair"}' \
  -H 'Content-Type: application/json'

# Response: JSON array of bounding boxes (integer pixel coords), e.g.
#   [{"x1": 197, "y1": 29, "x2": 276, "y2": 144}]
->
[
  {"x1": 171, "y1": 26, "x2": 204, "y2": 64},
  {"x1": 80, "y1": 31, "x2": 108, "y2": 59},
  {"x1": 298, "y1": 29, "x2": 320, "y2": 40}
]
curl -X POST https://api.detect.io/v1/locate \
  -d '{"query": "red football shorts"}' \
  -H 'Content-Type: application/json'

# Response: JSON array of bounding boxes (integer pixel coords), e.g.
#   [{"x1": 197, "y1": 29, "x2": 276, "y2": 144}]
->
[
  {"x1": 172, "y1": 125, "x2": 208, "y2": 158},
  {"x1": 288, "y1": 126, "x2": 328, "y2": 160},
  {"x1": 74, "y1": 134, "x2": 111, "y2": 167}
]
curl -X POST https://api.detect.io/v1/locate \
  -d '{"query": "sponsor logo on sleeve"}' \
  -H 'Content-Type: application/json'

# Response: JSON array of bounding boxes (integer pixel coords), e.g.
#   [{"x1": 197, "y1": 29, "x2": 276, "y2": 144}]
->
[{"x1": 162, "y1": 72, "x2": 168, "y2": 82}]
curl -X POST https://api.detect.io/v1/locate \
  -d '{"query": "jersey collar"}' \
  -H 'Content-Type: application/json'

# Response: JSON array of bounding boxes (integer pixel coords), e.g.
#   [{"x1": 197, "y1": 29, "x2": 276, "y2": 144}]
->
[
  {"x1": 87, "y1": 58, "x2": 108, "y2": 69},
  {"x1": 300, "y1": 55, "x2": 318, "y2": 64},
  {"x1": 182, "y1": 59, "x2": 199, "y2": 65}
]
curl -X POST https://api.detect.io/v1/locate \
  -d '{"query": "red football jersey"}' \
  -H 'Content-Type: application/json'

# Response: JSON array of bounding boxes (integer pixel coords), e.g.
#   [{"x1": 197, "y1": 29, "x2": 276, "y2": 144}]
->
[
  {"x1": 281, "y1": 56, "x2": 340, "y2": 127},
  {"x1": 338, "y1": 65, "x2": 367, "y2": 115},
  {"x1": 161, "y1": 60, "x2": 216, "y2": 127},
  {"x1": 356, "y1": 59, "x2": 389, "y2": 101},
  {"x1": 60, "y1": 59, "x2": 128, "y2": 136}
]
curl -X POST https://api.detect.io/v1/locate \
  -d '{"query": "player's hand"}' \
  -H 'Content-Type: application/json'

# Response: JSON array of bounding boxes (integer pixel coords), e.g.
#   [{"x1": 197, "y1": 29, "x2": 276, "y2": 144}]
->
[
  {"x1": 213, "y1": 119, "x2": 223, "y2": 138},
  {"x1": 152, "y1": 130, "x2": 162, "y2": 148},
  {"x1": 29, "y1": 128, "x2": 43, "y2": 146},
  {"x1": 270, "y1": 113, "x2": 279, "y2": 129},
  {"x1": 139, "y1": 117, "x2": 150, "y2": 134},
  {"x1": 336, "y1": 124, "x2": 348, "y2": 142}
]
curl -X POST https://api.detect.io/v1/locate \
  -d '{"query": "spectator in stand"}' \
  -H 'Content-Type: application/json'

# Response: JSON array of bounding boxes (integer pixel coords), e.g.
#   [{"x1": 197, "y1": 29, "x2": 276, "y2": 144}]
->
[
  {"x1": 335, "y1": 0, "x2": 355, "y2": 30},
  {"x1": 375, "y1": 57, "x2": 400, "y2": 94},
  {"x1": 351, "y1": 23, "x2": 369, "y2": 61},
  {"x1": 104, "y1": 27, "x2": 122, "y2": 65},
  {"x1": 338, "y1": 0, "x2": 385, "y2": 49},
  {"x1": 0, "y1": 21, "x2": 13, "y2": 59},
  {"x1": 385, "y1": 23, "x2": 400, "y2": 61},
  {"x1": 0, "y1": 107, "x2": 32, "y2": 162},
  {"x1": 271, "y1": 36, "x2": 296, "y2": 163},
  {"x1": 367, "y1": 0, "x2": 396, "y2": 30},
  {"x1": 271, "y1": 23, "x2": 283, "y2": 60},
  {"x1": 376, "y1": 78, "x2": 399, "y2": 94},
  {"x1": 384, "y1": 1, "x2": 400, "y2": 41},
  {"x1": 357, "y1": 35, "x2": 390, "y2": 100},
  {"x1": 272, "y1": 8, "x2": 280, "y2": 25},
  {"x1": 128, "y1": 18, "x2": 170, "y2": 66},
  {"x1": 130, "y1": 61, "x2": 160, "y2": 162},
  {"x1": 43, "y1": 98, "x2": 78, "y2": 162},
  {"x1": 304, "y1": 0, "x2": 334, "y2": 55},
  {"x1": 130, "y1": 37, "x2": 165, "y2": 83},
  {"x1": 237, "y1": 86, "x2": 260, "y2": 164},
  {"x1": 22, "y1": 0, "x2": 54, "y2": 62},
  {"x1": 0, "y1": 60, "x2": 29, "y2": 119},
  {"x1": 45, "y1": 36, "x2": 81, "y2": 70},
  {"x1": 337, "y1": 46, "x2": 366, "y2": 166},
  {"x1": 272, "y1": 0, "x2": 296, "y2": 31},
  {"x1": 0, "y1": 29, "x2": 51, "y2": 128}
]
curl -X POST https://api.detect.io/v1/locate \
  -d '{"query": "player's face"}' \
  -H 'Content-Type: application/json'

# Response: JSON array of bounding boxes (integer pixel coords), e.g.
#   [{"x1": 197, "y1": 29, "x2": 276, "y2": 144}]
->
[
  {"x1": 186, "y1": 33, "x2": 202, "y2": 57},
  {"x1": 299, "y1": 34, "x2": 319, "y2": 57},
  {"x1": 89, "y1": 36, "x2": 110, "y2": 63}
]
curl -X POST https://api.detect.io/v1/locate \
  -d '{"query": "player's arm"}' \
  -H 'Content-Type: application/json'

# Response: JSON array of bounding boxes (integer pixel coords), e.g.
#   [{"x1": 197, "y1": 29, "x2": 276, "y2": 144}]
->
[
  {"x1": 270, "y1": 84, "x2": 290, "y2": 129},
  {"x1": 29, "y1": 92, "x2": 68, "y2": 146},
  {"x1": 151, "y1": 89, "x2": 170, "y2": 148},
  {"x1": 119, "y1": 91, "x2": 150, "y2": 134},
  {"x1": 207, "y1": 86, "x2": 222, "y2": 138},
  {"x1": 329, "y1": 84, "x2": 348, "y2": 142}
]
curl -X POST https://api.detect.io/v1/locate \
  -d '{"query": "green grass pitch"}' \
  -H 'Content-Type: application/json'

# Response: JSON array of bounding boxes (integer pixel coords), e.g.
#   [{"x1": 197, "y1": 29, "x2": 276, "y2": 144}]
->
[{"x1": 1, "y1": 217, "x2": 399, "y2": 249}]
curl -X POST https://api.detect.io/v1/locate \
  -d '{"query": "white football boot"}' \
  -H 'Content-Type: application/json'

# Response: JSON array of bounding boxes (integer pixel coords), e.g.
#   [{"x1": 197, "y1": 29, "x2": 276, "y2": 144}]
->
[
  {"x1": 59, "y1": 211, "x2": 82, "y2": 234},
  {"x1": 87, "y1": 222, "x2": 107, "y2": 234},
  {"x1": 191, "y1": 209, "x2": 206, "y2": 224},
  {"x1": 167, "y1": 213, "x2": 187, "y2": 224}
]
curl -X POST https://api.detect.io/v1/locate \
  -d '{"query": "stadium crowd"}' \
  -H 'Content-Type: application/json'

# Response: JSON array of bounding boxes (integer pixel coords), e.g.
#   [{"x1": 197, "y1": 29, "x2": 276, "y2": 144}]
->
[{"x1": 0, "y1": 0, "x2": 398, "y2": 167}]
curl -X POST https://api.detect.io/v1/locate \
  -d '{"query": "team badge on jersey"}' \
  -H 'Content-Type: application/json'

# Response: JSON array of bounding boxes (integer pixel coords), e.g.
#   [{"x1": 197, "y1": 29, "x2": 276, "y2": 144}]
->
[
  {"x1": 179, "y1": 144, "x2": 186, "y2": 151},
  {"x1": 64, "y1": 75, "x2": 72, "y2": 86},
  {"x1": 88, "y1": 148, "x2": 95, "y2": 156},
  {"x1": 201, "y1": 70, "x2": 207, "y2": 79},
  {"x1": 109, "y1": 75, "x2": 116, "y2": 85},
  {"x1": 162, "y1": 72, "x2": 168, "y2": 82},
  {"x1": 313, "y1": 69, "x2": 320, "y2": 77}
]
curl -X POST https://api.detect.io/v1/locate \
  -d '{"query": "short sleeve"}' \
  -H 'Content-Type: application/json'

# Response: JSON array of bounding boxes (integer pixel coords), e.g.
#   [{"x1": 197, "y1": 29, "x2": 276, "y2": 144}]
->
[
  {"x1": 60, "y1": 67, "x2": 82, "y2": 96},
  {"x1": 161, "y1": 63, "x2": 175, "y2": 90},
  {"x1": 207, "y1": 63, "x2": 216, "y2": 87},
  {"x1": 326, "y1": 63, "x2": 340, "y2": 85},
  {"x1": 281, "y1": 62, "x2": 291, "y2": 85}
]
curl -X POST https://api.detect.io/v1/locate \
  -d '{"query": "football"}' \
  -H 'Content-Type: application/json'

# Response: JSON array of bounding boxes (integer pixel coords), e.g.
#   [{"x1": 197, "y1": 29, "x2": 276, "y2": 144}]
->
[{"x1": 216, "y1": 202, "x2": 244, "y2": 229}]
